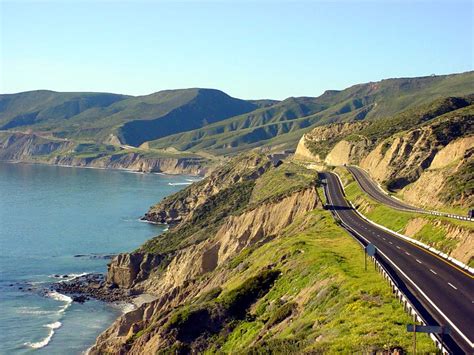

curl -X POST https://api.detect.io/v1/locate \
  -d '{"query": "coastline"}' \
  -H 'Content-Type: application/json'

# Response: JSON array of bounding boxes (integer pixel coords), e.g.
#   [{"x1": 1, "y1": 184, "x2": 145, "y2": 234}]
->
[
  {"x1": 0, "y1": 158, "x2": 205, "y2": 177},
  {"x1": 0, "y1": 162, "x2": 190, "y2": 353}
]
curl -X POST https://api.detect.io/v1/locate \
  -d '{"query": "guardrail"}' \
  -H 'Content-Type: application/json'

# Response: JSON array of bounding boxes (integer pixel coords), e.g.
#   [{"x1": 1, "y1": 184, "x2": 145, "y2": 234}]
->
[
  {"x1": 347, "y1": 165, "x2": 473, "y2": 223},
  {"x1": 321, "y1": 180, "x2": 451, "y2": 354},
  {"x1": 333, "y1": 172, "x2": 474, "y2": 275}
]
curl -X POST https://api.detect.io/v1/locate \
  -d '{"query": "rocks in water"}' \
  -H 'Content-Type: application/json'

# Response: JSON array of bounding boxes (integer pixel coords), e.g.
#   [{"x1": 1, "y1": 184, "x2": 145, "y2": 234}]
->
[
  {"x1": 73, "y1": 254, "x2": 116, "y2": 260},
  {"x1": 52, "y1": 273, "x2": 135, "y2": 303},
  {"x1": 72, "y1": 295, "x2": 89, "y2": 303}
]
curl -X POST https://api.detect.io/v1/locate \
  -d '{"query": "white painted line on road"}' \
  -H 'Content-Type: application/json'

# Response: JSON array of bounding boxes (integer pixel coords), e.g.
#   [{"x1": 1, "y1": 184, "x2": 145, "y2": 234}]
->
[
  {"x1": 405, "y1": 252, "x2": 410, "y2": 256},
  {"x1": 396, "y1": 246, "x2": 401, "y2": 249},
  {"x1": 416, "y1": 259, "x2": 422, "y2": 264},
  {"x1": 430, "y1": 269, "x2": 437, "y2": 275},
  {"x1": 374, "y1": 248, "x2": 474, "y2": 347},
  {"x1": 389, "y1": 241, "x2": 393, "y2": 244},
  {"x1": 448, "y1": 283, "x2": 457, "y2": 290},
  {"x1": 382, "y1": 237, "x2": 386, "y2": 240}
]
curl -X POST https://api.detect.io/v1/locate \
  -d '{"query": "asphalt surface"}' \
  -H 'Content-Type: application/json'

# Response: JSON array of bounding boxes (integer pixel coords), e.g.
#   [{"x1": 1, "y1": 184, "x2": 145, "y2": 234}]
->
[
  {"x1": 321, "y1": 171, "x2": 474, "y2": 354},
  {"x1": 346, "y1": 166, "x2": 424, "y2": 212}
]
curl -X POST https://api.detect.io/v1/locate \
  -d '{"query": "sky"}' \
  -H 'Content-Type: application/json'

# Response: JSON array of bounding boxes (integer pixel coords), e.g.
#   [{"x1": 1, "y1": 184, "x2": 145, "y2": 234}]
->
[{"x1": 0, "y1": 0, "x2": 473, "y2": 100}]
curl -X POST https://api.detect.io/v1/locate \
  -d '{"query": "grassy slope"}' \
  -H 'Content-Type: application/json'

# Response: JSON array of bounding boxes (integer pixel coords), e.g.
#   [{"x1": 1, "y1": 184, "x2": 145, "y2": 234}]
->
[
  {"x1": 152, "y1": 212, "x2": 435, "y2": 353},
  {"x1": 144, "y1": 72, "x2": 474, "y2": 155},
  {"x1": 335, "y1": 167, "x2": 473, "y2": 260},
  {"x1": 0, "y1": 89, "x2": 257, "y2": 147},
  {"x1": 131, "y1": 161, "x2": 434, "y2": 352}
]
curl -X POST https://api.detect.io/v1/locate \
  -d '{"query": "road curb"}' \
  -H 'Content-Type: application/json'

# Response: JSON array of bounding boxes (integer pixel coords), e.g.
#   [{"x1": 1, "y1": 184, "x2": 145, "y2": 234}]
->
[{"x1": 334, "y1": 172, "x2": 474, "y2": 276}]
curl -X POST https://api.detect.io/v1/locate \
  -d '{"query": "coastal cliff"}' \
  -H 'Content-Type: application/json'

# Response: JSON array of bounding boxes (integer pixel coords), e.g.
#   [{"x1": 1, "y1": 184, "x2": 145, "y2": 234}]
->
[
  {"x1": 90, "y1": 155, "x2": 322, "y2": 353},
  {"x1": 0, "y1": 132, "x2": 207, "y2": 175}
]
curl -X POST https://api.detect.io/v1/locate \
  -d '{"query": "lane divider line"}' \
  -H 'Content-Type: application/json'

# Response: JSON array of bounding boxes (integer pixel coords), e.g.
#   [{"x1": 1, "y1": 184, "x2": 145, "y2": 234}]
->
[
  {"x1": 448, "y1": 283, "x2": 458, "y2": 290},
  {"x1": 333, "y1": 172, "x2": 474, "y2": 278}
]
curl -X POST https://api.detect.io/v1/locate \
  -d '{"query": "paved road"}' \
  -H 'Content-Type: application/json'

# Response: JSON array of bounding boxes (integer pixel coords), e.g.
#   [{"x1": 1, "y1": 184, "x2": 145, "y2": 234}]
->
[
  {"x1": 346, "y1": 165, "x2": 473, "y2": 222},
  {"x1": 346, "y1": 166, "x2": 424, "y2": 212},
  {"x1": 321, "y1": 171, "x2": 474, "y2": 354}
]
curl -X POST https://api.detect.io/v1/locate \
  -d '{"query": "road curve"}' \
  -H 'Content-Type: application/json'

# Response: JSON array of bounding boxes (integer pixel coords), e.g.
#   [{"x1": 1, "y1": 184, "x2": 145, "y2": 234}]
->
[
  {"x1": 346, "y1": 165, "x2": 472, "y2": 222},
  {"x1": 320, "y1": 171, "x2": 474, "y2": 354}
]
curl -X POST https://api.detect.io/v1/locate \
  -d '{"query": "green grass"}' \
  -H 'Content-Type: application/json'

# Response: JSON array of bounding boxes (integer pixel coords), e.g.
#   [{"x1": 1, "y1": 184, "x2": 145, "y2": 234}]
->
[
  {"x1": 214, "y1": 210, "x2": 435, "y2": 353},
  {"x1": 141, "y1": 181, "x2": 255, "y2": 254},
  {"x1": 250, "y1": 162, "x2": 317, "y2": 205},
  {"x1": 136, "y1": 210, "x2": 435, "y2": 353},
  {"x1": 336, "y1": 167, "x2": 473, "y2": 256}
]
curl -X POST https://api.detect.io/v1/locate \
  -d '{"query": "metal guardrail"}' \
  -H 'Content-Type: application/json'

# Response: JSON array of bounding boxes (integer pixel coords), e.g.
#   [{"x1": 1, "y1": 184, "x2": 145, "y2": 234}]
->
[
  {"x1": 347, "y1": 165, "x2": 474, "y2": 223},
  {"x1": 320, "y1": 177, "x2": 461, "y2": 354},
  {"x1": 333, "y1": 172, "x2": 474, "y2": 275}
]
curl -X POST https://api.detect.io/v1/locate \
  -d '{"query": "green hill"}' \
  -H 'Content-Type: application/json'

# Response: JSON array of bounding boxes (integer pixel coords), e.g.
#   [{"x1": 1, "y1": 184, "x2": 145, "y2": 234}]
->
[
  {"x1": 145, "y1": 71, "x2": 474, "y2": 155},
  {"x1": 1, "y1": 71, "x2": 472, "y2": 161}
]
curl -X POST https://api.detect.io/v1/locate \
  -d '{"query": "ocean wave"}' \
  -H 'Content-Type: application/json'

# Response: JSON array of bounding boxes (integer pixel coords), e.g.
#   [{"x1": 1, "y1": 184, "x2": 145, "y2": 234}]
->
[
  {"x1": 168, "y1": 182, "x2": 192, "y2": 186},
  {"x1": 49, "y1": 272, "x2": 88, "y2": 282},
  {"x1": 47, "y1": 291, "x2": 73, "y2": 313},
  {"x1": 185, "y1": 178, "x2": 201, "y2": 182},
  {"x1": 24, "y1": 321, "x2": 62, "y2": 349}
]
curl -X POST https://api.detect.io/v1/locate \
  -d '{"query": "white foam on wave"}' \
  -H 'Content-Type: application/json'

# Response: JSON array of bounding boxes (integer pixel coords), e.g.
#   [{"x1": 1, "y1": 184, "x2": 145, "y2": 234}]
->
[
  {"x1": 49, "y1": 272, "x2": 89, "y2": 283},
  {"x1": 24, "y1": 321, "x2": 62, "y2": 349},
  {"x1": 185, "y1": 178, "x2": 201, "y2": 182},
  {"x1": 47, "y1": 291, "x2": 73, "y2": 313},
  {"x1": 168, "y1": 182, "x2": 192, "y2": 186}
]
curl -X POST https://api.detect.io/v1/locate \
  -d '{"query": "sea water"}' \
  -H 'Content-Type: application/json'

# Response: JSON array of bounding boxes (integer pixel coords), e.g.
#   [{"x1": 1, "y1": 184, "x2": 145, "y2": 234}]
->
[{"x1": 0, "y1": 162, "x2": 195, "y2": 354}]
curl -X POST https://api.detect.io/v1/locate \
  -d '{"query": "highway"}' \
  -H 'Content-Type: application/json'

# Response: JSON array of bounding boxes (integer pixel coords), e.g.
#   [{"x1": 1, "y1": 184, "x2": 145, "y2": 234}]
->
[
  {"x1": 346, "y1": 165, "x2": 473, "y2": 222},
  {"x1": 320, "y1": 171, "x2": 474, "y2": 354},
  {"x1": 346, "y1": 165, "x2": 424, "y2": 211}
]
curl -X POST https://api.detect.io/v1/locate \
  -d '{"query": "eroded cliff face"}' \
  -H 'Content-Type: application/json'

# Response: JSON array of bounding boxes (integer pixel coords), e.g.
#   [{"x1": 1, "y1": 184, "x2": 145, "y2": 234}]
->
[
  {"x1": 294, "y1": 122, "x2": 369, "y2": 165},
  {"x1": 143, "y1": 154, "x2": 277, "y2": 225},
  {"x1": 359, "y1": 111, "x2": 472, "y2": 189},
  {"x1": 0, "y1": 132, "x2": 207, "y2": 175},
  {"x1": 91, "y1": 186, "x2": 320, "y2": 354},
  {"x1": 400, "y1": 137, "x2": 474, "y2": 208},
  {"x1": 89, "y1": 157, "x2": 322, "y2": 354}
]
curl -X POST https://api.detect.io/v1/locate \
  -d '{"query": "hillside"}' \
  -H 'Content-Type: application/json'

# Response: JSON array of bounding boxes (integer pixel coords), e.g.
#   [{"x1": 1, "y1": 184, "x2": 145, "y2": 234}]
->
[
  {"x1": 0, "y1": 88, "x2": 257, "y2": 146},
  {"x1": 296, "y1": 97, "x2": 474, "y2": 209},
  {"x1": 1, "y1": 72, "x2": 473, "y2": 170},
  {"x1": 88, "y1": 154, "x2": 434, "y2": 353},
  {"x1": 144, "y1": 71, "x2": 474, "y2": 155}
]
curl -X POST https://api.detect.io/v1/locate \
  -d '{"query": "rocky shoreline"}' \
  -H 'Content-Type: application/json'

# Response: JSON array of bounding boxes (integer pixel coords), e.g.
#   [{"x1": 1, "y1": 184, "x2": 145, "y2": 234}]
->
[{"x1": 51, "y1": 273, "x2": 138, "y2": 304}]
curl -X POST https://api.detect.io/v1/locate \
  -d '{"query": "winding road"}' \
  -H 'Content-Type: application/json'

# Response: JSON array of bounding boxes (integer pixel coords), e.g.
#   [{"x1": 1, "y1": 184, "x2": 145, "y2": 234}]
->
[
  {"x1": 346, "y1": 165, "x2": 472, "y2": 222},
  {"x1": 320, "y1": 171, "x2": 474, "y2": 354}
]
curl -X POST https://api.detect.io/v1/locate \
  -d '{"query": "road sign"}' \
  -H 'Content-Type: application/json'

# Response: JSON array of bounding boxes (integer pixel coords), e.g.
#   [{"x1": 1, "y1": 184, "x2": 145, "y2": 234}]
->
[
  {"x1": 366, "y1": 243, "x2": 376, "y2": 256},
  {"x1": 407, "y1": 325, "x2": 450, "y2": 334}
]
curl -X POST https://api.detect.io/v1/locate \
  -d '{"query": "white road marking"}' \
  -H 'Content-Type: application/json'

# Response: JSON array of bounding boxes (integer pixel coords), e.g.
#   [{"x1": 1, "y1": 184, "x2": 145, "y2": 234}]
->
[
  {"x1": 416, "y1": 259, "x2": 422, "y2": 264},
  {"x1": 430, "y1": 269, "x2": 437, "y2": 275},
  {"x1": 382, "y1": 237, "x2": 386, "y2": 240},
  {"x1": 389, "y1": 241, "x2": 393, "y2": 245},
  {"x1": 448, "y1": 283, "x2": 457, "y2": 290},
  {"x1": 405, "y1": 252, "x2": 410, "y2": 256}
]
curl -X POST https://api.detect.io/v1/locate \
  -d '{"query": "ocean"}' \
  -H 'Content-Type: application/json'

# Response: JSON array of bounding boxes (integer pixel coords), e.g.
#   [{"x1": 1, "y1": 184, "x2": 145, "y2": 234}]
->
[{"x1": 0, "y1": 162, "x2": 196, "y2": 354}]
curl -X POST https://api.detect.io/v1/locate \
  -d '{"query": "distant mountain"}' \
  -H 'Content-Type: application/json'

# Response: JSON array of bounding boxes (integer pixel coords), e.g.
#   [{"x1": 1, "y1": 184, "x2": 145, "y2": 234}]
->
[
  {"x1": 0, "y1": 88, "x2": 257, "y2": 147},
  {"x1": 146, "y1": 71, "x2": 474, "y2": 155},
  {"x1": 1, "y1": 71, "x2": 473, "y2": 165}
]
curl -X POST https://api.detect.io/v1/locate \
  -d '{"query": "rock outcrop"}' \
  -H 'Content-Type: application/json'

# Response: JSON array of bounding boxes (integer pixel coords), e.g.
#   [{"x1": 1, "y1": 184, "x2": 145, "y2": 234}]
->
[
  {"x1": 107, "y1": 253, "x2": 163, "y2": 289},
  {"x1": 294, "y1": 122, "x2": 370, "y2": 165},
  {"x1": 358, "y1": 109, "x2": 472, "y2": 193}
]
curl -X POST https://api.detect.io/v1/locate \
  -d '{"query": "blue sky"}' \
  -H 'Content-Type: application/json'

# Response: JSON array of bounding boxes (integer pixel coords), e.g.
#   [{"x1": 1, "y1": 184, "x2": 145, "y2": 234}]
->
[{"x1": 1, "y1": 0, "x2": 472, "y2": 99}]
